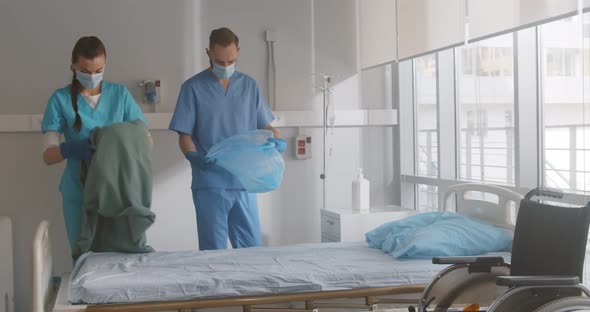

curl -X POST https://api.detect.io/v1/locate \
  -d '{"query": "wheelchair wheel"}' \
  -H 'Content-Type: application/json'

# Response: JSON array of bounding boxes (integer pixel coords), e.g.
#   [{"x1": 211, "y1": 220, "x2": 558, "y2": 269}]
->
[{"x1": 533, "y1": 296, "x2": 590, "y2": 312}]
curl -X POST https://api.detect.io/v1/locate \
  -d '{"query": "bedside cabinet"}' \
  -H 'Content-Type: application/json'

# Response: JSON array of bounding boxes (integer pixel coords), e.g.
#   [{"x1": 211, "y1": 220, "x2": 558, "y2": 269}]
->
[{"x1": 321, "y1": 206, "x2": 416, "y2": 242}]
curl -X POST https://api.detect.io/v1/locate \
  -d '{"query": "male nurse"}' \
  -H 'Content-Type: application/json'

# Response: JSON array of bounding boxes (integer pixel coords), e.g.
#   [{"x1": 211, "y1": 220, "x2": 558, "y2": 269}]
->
[{"x1": 169, "y1": 27, "x2": 287, "y2": 250}]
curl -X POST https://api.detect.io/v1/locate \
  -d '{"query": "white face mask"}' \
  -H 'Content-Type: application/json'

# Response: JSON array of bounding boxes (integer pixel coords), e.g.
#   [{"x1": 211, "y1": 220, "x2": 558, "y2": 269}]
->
[
  {"x1": 76, "y1": 70, "x2": 103, "y2": 89},
  {"x1": 211, "y1": 61, "x2": 236, "y2": 80}
]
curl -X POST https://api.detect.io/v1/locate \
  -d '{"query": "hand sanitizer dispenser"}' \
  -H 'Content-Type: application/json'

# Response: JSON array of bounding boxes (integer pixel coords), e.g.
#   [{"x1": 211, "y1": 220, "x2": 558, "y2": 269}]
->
[{"x1": 352, "y1": 168, "x2": 370, "y2": 213}]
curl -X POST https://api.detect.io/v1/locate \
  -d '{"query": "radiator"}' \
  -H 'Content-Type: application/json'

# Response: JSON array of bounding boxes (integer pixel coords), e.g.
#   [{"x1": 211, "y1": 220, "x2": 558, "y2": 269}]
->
[{"x1": 0, "y1": 217, "x2": 13, "y2": 312}]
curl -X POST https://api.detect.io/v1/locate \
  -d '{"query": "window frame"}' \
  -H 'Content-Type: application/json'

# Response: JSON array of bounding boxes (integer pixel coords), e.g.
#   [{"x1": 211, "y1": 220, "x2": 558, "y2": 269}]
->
[
  {"x1": 397, "y1": 11, "x2": 590, "y2": 287},
  {"x1": 413, "y1": 53, "x2": 440, "y2": 179}
]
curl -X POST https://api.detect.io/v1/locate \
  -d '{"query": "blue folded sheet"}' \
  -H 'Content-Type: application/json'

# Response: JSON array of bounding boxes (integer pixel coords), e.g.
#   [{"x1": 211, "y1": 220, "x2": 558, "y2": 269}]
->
[{"x1": 366, "y1": 211, "x2": 513, "y2": 259}]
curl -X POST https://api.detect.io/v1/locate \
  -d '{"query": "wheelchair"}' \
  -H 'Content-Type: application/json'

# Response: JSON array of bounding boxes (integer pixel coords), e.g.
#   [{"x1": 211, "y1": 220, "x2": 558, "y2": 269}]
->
[{"x1": 414, "y1": 187, "x2": 590, "y2": 312}]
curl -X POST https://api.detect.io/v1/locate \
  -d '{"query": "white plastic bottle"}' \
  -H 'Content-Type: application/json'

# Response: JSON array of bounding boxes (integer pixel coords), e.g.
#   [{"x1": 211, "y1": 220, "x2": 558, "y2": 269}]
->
[{"x1": 352, "y1": 168, "x2": 370, "y2": 213}]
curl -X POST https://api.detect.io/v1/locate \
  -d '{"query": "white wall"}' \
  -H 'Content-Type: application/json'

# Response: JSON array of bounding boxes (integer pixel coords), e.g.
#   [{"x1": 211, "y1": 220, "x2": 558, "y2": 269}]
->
[
  {"x1": 313, "y1": 0, "x2": 359, "y2": 84},
  {"x1": 0, "y1": 1, "x2": 398, "y2": 311},
  {"x1": 203, "y1": 0, "x2": 315, "y2": 112},
  {"x1": 359, "y1": 0, "x2": 398, "y2": 69},
  {"x1": 397, "y1": 0, "x2": 465, "y2": 59},
  {"x1": 0, "y1": 0, "x2": 196, "y2": 115},
  {"x1": 0, "y1": 1, "x2": 203, "y2": 311},
  {"x1": 471, "y1": 0, "x2": 580, "y2": 40}
]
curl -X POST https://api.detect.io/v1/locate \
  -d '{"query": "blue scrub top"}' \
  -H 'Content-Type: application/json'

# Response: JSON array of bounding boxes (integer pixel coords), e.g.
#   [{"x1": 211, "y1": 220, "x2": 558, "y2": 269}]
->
[
  {"x1": 41, "y1": 81, "x2": 147, "y2": 193},
  {"x1": 169, "y1": 69, "x2": 275, "y2": 189}
]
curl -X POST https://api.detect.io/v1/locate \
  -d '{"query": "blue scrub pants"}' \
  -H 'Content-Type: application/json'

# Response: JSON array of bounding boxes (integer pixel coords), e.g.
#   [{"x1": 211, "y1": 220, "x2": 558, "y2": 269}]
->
[
  {"x1": 61, "y1": 190, "x2": 83, "y2": 250},
  {"x1": 191, "y1": 189, "x2": 262, "y2": 250}
]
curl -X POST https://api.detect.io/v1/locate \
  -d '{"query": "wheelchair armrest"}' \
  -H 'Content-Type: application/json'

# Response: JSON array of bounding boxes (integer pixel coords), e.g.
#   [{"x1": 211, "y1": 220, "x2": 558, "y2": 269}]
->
[
  {"x1": 496, "y1": 276, "x2": 580, "y2": 287},
  {"x1": 432, "y1": 256, "x2": 506, "y2": 265}
]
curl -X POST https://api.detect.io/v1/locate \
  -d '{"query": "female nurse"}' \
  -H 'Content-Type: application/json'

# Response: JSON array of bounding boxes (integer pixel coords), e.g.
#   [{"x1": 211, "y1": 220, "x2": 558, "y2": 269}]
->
[{"x1": 41, "y1": 36, "x2": 148, "y2": 251}]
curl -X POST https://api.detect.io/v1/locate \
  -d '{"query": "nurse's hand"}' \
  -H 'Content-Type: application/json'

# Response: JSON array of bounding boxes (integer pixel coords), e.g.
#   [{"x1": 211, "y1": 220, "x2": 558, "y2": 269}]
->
[
  {"x1": 268, "y1": 138, "x2": 287, "y2": 153},
  {"x1": 185, "y1": 151, "x2": 216, "y2": 170},
  {"x1": 59, "y1": 139, "x2": 96, "y2": 162}
]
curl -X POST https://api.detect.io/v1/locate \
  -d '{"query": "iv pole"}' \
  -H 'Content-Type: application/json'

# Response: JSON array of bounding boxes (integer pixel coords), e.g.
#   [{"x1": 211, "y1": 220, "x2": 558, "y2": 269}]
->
[{"x1": 318, "y1": 74, "x2": 331, "y2": 211}]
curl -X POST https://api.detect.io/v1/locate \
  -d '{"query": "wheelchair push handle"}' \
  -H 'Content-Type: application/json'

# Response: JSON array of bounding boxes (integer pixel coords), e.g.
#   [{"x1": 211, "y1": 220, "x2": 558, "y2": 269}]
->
[{"x1": 524, "y1": 187, "x2": 564, "y2": 201}]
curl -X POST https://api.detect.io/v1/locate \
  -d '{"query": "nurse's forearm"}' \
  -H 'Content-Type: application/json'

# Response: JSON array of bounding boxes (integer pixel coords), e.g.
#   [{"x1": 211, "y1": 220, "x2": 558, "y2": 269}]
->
[
  {"x1": 265, "y1": 125, "x2": 280, "y2": 138},
  {"x1": 179, "y1": 133, "x2": 196, "y2": 155},
  {"x1": 43, "y1": 146, "x2": 64, "y2": 165}
]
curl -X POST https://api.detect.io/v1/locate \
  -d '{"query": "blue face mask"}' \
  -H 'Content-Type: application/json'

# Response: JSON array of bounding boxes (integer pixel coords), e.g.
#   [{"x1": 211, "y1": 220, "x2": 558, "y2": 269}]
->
[
  {"x1": 211, "y1": 62, "x2": 236, "y2": 80},
  {"x1": 75, "y1": 70, "x2": 103, "y2": 89}
]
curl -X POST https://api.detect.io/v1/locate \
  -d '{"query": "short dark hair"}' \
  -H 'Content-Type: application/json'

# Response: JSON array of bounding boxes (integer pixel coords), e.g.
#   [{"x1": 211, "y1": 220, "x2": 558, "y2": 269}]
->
[{"x1": 209, "y1": 27, "x2": 239, "y2": 49}]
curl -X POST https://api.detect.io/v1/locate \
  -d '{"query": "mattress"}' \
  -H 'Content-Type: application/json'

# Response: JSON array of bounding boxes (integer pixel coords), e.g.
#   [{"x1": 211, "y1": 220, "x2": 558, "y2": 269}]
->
[{"x1": 68, "y1": 242, "x2": 511, "y2": 304}]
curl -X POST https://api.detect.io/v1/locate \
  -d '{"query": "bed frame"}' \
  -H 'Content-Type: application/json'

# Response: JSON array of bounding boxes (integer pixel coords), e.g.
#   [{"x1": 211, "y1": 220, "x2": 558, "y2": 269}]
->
[
  {"x1": 443, "y1": 183, "x2": 523, "y2": 230},
  {"x1": 32, "y1": 183, "x2": 523, "y2": 312}
]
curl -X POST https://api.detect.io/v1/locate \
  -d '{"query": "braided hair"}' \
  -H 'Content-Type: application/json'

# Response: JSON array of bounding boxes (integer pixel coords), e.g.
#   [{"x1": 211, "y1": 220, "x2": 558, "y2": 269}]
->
[{"x1": 70, "y1": 36, "x2": 106, "y2": 131}]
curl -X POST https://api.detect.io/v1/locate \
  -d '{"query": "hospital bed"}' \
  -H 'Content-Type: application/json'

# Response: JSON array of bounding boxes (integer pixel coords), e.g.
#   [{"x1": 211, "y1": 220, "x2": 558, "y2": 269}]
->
[{"x1": 32, "y1": 183, "x2": 523, "y2": 312}]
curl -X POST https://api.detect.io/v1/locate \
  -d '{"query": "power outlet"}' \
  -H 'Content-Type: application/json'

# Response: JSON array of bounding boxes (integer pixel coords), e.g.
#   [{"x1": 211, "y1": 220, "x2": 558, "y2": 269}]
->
[{"x1": 295, "y1": 135, "x2": 312, "y2": 159}]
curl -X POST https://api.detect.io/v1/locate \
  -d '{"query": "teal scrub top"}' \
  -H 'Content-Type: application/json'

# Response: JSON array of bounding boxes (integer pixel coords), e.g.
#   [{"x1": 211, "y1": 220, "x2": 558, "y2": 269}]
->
[
  {"x1": 41, "y1": 81, "x2": 147, "y2": 193},
  {"x1": 169, "y1": 70, "x2": 275, "y2": 189}
]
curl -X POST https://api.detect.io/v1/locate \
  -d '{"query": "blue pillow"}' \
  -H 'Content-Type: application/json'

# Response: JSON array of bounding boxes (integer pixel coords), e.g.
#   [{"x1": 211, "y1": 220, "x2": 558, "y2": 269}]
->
[
  {"x1": 366, "y1": 211, "x2": 513, "y2": 259},
  {"x1": 366, "y1": 211, "x2": 444, "y2": 250}
]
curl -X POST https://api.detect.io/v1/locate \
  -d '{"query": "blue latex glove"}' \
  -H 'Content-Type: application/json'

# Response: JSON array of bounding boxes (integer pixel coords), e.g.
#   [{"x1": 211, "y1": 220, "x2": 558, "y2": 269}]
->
[
  {"x1": 268, "y1": 138, "x2": 287, "y2": 153},
  {"x1": 185, "y1": 151, "x2": 216, "y2": 170},
  {"x1": 59, "y1": 138, "x2": 96, "y2": 162}
]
